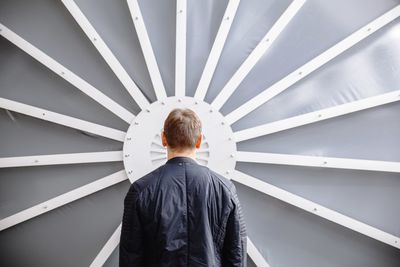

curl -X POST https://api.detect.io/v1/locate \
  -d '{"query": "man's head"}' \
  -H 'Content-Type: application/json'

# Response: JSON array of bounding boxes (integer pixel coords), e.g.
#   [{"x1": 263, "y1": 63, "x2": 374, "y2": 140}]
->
[{"x1": 162, "y1": 108, "x2": 202, "y2": 153}]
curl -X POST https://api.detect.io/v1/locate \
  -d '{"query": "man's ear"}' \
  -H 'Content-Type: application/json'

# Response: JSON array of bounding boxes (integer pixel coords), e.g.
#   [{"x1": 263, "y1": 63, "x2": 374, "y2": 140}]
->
[
  {"x1": 161, "y1": 131, "x2": 168, "y2": 147},
  {"x1": 195, "y1": 133, "x2": 202, "y2": 149}
]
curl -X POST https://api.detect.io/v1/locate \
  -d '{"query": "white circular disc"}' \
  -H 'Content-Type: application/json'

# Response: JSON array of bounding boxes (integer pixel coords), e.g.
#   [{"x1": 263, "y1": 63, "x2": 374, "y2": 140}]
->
[{"x1": 123, "y1": 96, "x2": 237, "y2": 183}]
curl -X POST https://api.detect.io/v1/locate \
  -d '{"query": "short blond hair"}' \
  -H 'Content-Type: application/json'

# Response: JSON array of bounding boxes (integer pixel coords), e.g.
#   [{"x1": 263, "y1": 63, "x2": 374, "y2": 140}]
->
[{"x1": 163, "y1": 108, "x2": 202, "y2": 151}]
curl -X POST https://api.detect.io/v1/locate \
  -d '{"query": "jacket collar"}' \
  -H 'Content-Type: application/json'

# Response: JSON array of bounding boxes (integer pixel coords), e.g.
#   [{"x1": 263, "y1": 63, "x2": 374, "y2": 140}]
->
[{"x1": 166, "y1": 156, "x2": 198, "y2": 165}]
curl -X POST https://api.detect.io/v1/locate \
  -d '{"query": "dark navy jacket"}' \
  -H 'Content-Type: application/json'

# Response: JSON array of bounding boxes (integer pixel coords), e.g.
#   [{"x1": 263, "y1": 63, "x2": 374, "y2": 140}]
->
[{"x1": 119, "y1": 156, "x2": 247, "y2": 266}]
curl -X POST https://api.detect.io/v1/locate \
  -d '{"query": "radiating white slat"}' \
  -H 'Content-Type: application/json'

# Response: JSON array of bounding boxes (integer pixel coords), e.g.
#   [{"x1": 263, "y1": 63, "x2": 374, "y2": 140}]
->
[
  {"x1": 61, "y1": 0, "x2": 150, "y2": 110},
  {"x1": 231, "y1": 170, "x2": 400, "y2": 249},
  {"x1": 211, "y1": 0, "x2": 306, "y2": 110},
  {"x1": 0, "y1": 151, "x2": 123, "y2": 168},
  {"x1": 236, "y1": 151, "x2": 400, "y2": 173},
  {"x1": 0, "y1": 170, "x2": 128, "y2": 231},
  {"x1": 225, "y1": 5, "x2": 400, "y2": 124},
  {"x1": 0, "y1": 97, "x2": 126, "y2": 142},
  {"x1": 194, "y1": 0, "x2": 241, "y2": 100},
  {"x1": 127, "y1": 0, "x2": 167, "y2": 100},
  {"x1": 175, "y1": 0, "x2": 187, "y2": 97},
  {"x1": 0, "y1": 23, "x2": 135, "y2": 124},
  {"x1": 247, "y1": 237, "x2": 271, "y2": 267},
  {"x1": 233, "y1": 89, "x2": 400, "y2": 142},
  {"x1": 90, "y1": 223, "x2": 122, "y2": 267}
]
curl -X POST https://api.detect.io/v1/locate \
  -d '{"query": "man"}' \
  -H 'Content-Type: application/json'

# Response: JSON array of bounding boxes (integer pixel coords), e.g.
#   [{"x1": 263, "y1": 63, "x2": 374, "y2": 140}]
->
[{"x1": 120, "y1": 108, "x2": 247, "y2": 266}]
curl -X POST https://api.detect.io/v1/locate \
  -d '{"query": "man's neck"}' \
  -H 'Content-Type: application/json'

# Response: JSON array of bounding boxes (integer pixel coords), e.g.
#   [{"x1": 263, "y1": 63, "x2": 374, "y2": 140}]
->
[{"x1": 167, "y1": 148, "x2": 196, "y2": 160}]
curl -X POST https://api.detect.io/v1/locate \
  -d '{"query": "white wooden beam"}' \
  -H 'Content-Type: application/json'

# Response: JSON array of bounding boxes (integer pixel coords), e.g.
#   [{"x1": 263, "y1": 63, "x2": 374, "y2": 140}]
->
[
  {"x1": 194, "y1": 0, "x2": 241, "y2": 100},
  {"x1": 0, "y1": 170, "x2": 128, "y2": 231},
  {"x1": 127, "y1": 0, "x2": 167, "y2": 100},
  {"x1": 175, "y1": 0, "x2": 187, "y2": 97},
  {"x1": 0, "y1": 97, "x2": 126, "y2": 142},
  {"x1": 247, "y1": 237, "x2": 271, "y2": 267},
  {"x1": 211, "y1": 0, "x2": 305, "y2": 110},
  {"x1": 61, "y1": 0, "x2": 150, "y2": 110},
  {"x1": 237, "y1": 151, "x2": 400, "y2": 173},
  {"x1": 230, "y1": 170, "x2": 400, "y2": 249},
  {"x1": 0, "y1": 151, "x2": 123, "y2": 168},
  {"x1": 0, "y1": 23, "x2": 135, "y2": 124},
  {"x1": 90, "y1": 223, "x2": 122, "y2": 267},
  {"x1": 225, "y1": 5, "x2": 400, "y2": 124},
  {"x1": 234, "y1": 89, "x2": 400, "y2": 142}
]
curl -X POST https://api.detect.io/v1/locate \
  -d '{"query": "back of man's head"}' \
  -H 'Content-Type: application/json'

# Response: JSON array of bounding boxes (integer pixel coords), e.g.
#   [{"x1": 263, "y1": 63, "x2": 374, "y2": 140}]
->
[{"x1": 163, "y1": 108, "x2": 202, "y2": 152}]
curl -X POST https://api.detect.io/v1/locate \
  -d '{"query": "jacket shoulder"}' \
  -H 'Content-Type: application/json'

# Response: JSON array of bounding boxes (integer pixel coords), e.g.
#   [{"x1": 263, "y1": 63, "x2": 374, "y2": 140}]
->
[
  {"x1": 208, "y1": 168, "x2": 236, "y2": 196},
  {"x1": 128, "y1": 165, "x2": 165, "y2": 194}
]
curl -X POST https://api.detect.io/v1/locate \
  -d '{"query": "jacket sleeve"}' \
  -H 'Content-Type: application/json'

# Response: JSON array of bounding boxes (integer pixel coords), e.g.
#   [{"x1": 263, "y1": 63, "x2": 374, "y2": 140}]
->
[
  {"x1": 222, "y1": 182, "x2": 247, "y2": 267},
  {"x1": 119, "y1": 183, "x2": 144, "y2": 267}
]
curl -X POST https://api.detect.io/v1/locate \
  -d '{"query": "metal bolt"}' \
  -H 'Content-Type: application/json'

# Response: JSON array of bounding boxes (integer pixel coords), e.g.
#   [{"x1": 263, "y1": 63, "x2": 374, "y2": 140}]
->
[
  {"x1": 265, "y1": 38, "x2": 270, "y2": 42},
  {"x1": 135, "y1": 17, "x2": 139, "y2": 20},
  {"x1": 42, "y1": 113, "x2": 46, "y2": 116},
  {"x1": 128, "y1": 170, "x2": 133, "y2": 174},
  {"x1": 146, "y1": 109, "x2": 150, "y2": 112},
  {"x1": 226, "y1": 16, "x2": 230, "y2": 20},
  {"x1": 209, "y1": 109, "x2": 213, "y2": 113},
  {"x1": 228, "y1": 137, "x2": 232, "y2": 141},
  {"x1": 161, "y1": 101, "x2": 165, "y2": 105},
  {"x1": 298, "y1": 71, "x2": 303, "y2": 75},
  {"x1": 323, "y1": 161, "x2": 327, "y2": 165},
  {"x1": 230, "y1": 154, "x2": 235, "y2": 158},
  {"x1": 226, "y1": 170, "x2": 230, "y2": 174},
  {"x1": 221, "y1": 121, "x2": 225, "y2": 125},
  {"x1": 367, "y1": 27, "x2": 371, "y2": 32},
  {"x1": 93, "y1": 37, "x2": 97, "y2": 41},
  {"x1": 134, "y1": 121, "x2": 139, "y2": 125},
  {"x1": 318, "y1": 114, "x2": 322, "y2": 118},
  {"x1": 125, "y1": 154, "x2": 130, "y2": 157},
  {"x1": 313, "y1": 208, "x2": 318, "y2": 212},
  {"x1": 34, "y1": 159, "x2": 39, "y2": 163},
  {"x1": 43, "y1": 205, "x2": 48, "y2": 209},
  {"x1": 179, "y1": 10, "x2": 183, "y2": 13},
  {"x1": 61, "y1": 71, "x2": 65, "y2": 75},
  {"x1": 127, "y1": 137, "x2": 132, "y2": 141},
  {"x1": 178, "y1": 98, "x2": 182, "y2": 102},
  {"x1": 194, "y1": 101, "x2": 198, "y2": 105}
]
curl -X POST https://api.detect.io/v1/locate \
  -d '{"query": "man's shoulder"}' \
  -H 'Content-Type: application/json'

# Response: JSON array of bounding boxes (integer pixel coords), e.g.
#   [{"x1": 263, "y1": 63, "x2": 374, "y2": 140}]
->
[
  {"x1": 208, "y1": 168, "x2": 236, "y2": 195},
  {"x1": 129, "y1": 165, "x2": 165, "y2": 194}
]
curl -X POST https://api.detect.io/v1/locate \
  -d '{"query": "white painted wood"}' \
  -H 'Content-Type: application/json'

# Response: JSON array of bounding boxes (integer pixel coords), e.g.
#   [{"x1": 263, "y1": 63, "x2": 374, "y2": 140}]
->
[
  {"x1": 0, "y1": 151, "x2": 123, "y2": 168},
  {"x1": 247, "y1": 237, "x2": 271, "y2": 267},
  {"x1": 127, "y1": 0, "x2": 167, "y2": 100},
  {"x1": 0, "y1": 170, "x2": 128, "y2": 231},
  {"x1": 236, "y1": 151, "x2": 400, "y2": 173},
  {"x1": 225, "y1": 5, "x2": 400, "y2": 124},
  {"x1": 194, "y1": 0, "x2": 241, "y2": 100},
  {"x1": 234, "y1": 89, "x2": 400, "y2": 142},
  {"x1": 231, "y1": 170, "x2": 400, "y2": 249},
  {"x1": 90, "y1": 223, "x2": 122, "y2": 267},
  {"x1": 175, "y1": 0, "x2": 187, "y2": 97},
  {"x1": 211, "y1": 0, "x2": 306, "y2": 110},
  {"x1": 61, "y1": 0, "x2": 150, "y2": 110},
  {"x1": 0, "y1": 23, "x2": 135, "y2": 124},
  {"x1": 0, "y1": 97, "x2": 126, "y2": 142}
]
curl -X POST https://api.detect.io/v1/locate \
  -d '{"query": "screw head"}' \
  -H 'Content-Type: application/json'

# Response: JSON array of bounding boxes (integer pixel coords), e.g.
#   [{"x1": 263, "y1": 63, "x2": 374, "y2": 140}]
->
[{"x1": 125, "y1": 154, "x2": 130, "y2": 157}]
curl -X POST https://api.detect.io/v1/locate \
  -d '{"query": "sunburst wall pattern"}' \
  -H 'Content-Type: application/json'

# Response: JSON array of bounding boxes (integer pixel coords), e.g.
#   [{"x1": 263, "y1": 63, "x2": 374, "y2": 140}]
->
[{"x1": 1, "y1": 0, "x2": 400, "y2": 266}]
